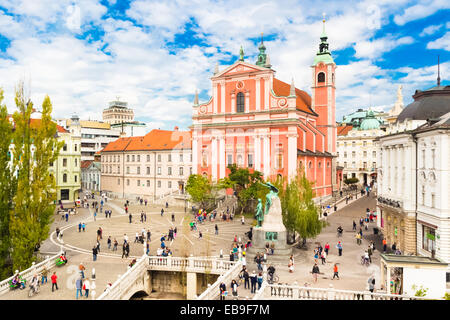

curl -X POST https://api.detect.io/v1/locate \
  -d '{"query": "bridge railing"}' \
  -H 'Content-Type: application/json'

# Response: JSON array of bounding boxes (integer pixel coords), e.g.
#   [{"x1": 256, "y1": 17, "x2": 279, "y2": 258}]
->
[
  {"x1": 97, "y1": 254, "x2": 148, "y2": 300},
  {"x1": 196, "y1": 261, "x2": 243, "y2": 300},
  {"x1": 148, "y1": 256, "x2": 237, "y2": 274},
  {"x1": 254, "y1": 283, "x2": 430, "y2": 300},
  {"x1": 0, "y1": 251, "x2": 62, "y2": 296}
]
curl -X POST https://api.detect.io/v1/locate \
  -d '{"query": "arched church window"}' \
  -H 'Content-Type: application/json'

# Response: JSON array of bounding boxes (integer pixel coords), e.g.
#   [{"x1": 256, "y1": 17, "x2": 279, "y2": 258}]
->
[
  {"x1": 317, "y1": 72, "x2": 325, "y2": 83},
  {"x1": 237, "y1": 92, "x2": 245, "y2": 113}
]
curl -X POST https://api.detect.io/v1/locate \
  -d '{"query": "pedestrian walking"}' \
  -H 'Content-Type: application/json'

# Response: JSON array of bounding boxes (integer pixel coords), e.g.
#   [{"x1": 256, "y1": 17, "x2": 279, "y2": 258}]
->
[
  {"x1": 41, "y1": 267, "x2": 48, "y2": 285},
  {"x1": 324, "y1": 242, "x2": 330, "y2": 255},
  {"x1": 161, "y1": 208, "x2": 164, "y2": 216},
  {"x1": 250, "y1": 271, "x2": 257, "y2": 293},
  {"x1": 321, "y1": 250, "x2": 327, "y2": 264},
  {"x1": 92, "y1": 245, "x2": 98, "y2": 261},
  {"x1": 51, "y1": 272, "x2": 58, "y2": 292},
  {"x1": 231, "y1": 279, "x2": 238, "y2": 298},
  {"x1": 257, "y1": 272, "x2": 263, "y2": 290},
  {"x1": 243, "y1": 268, "x2": 250, "y2": 289},
  {"x1": 311, "y1": 263, "x2": 320, "y2": 283},
  {"x1": 382, "y1": 238, "x2": 387, "y2": 253},
  {"x1": 147, "y1": 230, "x2": 151, "y2": 242},
  {"x1": 113, "y1": 238, "x2": 118, "y2": 251},
  {"x1": 336, "y1": 241, "x2": 343, "y2": 256},
  {"x1": 75, "y1": 277, "x2": 83, "y2": 299},
  {"x1": 122, "y1": 243, "x2": 127, "y2": 259},
  {"x1": 79, "y1": 262, "x2": 86, "y2": 279},
  {"x1": 107, "y1": 236, "x2": 112, "y2": 250},
  {"x1": 219, "y1": 282, "x2": 227, "y2": 300},
  {"x1": 215, "y1": 224, "x2": 218, "y2": 235},
  {"x1": 352, "y1": 220, "x2": 357, "y2": 231},
  {"x1": 83, "y1": 278, "x2": 91, "y2": 298},
  {"x1": 171, "y1": 213, "x2": 175, "y2": 222},
  {"x1": 288, "y1": 255, "x2": 294, "y2": 273},
  {"x1": 82, "y1": 222, "x2": 86, "y2": 232},
  {"x1": 368, "y1": 276, "x2": 375, "y2": 293},
  {"x1": 129, "y1": 213, "x2": 132, "y2": 223},
  {"x1": 332, "y1": 263, "x2": 340, "y2": 280}
]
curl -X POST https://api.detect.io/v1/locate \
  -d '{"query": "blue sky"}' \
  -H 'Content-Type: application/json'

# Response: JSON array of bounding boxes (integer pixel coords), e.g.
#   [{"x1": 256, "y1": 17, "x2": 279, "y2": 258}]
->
[{"x1": 0, "y1": 0, "x2": 449, "y2": 130}]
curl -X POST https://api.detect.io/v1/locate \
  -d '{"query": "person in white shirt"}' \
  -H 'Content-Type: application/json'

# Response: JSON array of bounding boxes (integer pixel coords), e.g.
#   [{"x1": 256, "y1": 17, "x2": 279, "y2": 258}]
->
[{"x1": 84, "y1": 278, "x2": 90, "y2": 298}]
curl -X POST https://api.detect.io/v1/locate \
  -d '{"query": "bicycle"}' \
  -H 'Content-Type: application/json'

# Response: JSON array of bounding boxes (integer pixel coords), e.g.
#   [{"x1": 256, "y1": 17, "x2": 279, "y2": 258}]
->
[
  {"x1": 360, "y1": 256, "x2": 370, "y2": 267},
  {"x1": 267, "y1": 273, "x2": 279, "y2": 284},
  {"x1": 28, "y1": 283, "x2": 40, "y2": 297}
]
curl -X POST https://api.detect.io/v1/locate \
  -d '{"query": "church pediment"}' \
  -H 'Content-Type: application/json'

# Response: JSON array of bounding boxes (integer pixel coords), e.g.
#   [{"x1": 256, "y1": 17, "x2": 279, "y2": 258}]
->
[{"x1": 214, "y1": 61, "x2": 270, "y2": 78}]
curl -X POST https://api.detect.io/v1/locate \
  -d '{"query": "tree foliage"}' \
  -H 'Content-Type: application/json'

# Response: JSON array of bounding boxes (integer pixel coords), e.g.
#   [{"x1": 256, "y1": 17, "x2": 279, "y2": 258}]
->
[
  {"x1": 218, "y1": 164, "x2": 265, "y2": 214},
  {"x1": 274, "y1": 172, "x2": 325, "y2": 244},
  {"x1": 186, "y1": 174, "x2": 213, "y2": 209},
  {"x1": 0, "y1": 88, "x2": 15, "y2": 278},
  {"x1": 9, "y1": 83, "x2": 62, "y2": 272},
  {"x1": 344, "y1": 177, "x2": 359, "y2": 185}
]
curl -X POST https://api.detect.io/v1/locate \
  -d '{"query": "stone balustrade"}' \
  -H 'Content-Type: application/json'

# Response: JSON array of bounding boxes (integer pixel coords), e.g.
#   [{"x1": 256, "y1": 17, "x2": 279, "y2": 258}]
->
[
  {"x1": 254, "y1": 283, "x2": 429, "y2": 300},
  {"x1": 0, "y1": 252, "x2": 62, "y2": 296},
  {"x1": 196, "y1": 261, "x2": 243, "y2": 300},
  {"x1": 98, "y1": 255, "x2": 240, "y2": 300}
]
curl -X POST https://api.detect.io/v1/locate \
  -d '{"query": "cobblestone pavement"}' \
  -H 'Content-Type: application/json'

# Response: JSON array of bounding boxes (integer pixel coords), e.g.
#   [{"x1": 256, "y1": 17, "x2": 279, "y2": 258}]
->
[
  {"x1": 1, "y1": 196, "x2": 250, "y2": 300},
  {"x1": 2, "y1": 193, "x2": 381, "y2": 300},
  {"x1": 232, "y1": 194, "x2": 381, "y2": 300}
]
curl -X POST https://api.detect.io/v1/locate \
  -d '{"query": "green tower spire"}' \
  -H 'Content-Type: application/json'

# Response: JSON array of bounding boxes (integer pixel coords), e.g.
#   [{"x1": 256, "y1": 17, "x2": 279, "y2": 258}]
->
[
  {"x1": 256, "y1": 32, "x2": 267, "y2": 66},
  {"x1": 313, "y1": 13, "x2": 334, "y2": 65}
]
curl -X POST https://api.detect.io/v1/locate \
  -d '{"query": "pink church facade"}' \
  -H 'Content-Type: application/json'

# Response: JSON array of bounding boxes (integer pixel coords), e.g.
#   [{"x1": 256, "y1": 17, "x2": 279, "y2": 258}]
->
[{"x1": 192, "y1": 24, "x2": 337, "y2": 198}]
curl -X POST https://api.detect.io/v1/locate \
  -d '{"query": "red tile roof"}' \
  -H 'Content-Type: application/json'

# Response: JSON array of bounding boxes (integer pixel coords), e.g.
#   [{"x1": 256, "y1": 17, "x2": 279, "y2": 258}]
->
[
  {"x1": 272, "y1": 78, "x2": 314, "y2": 115},
  {"x1": 81, "y1": 160, "x2": 93, "y2": 169},
  {"x1": 102, "y1": 129, "x2": 192, "y2": 153},
  {"x1": 28, "y1": 118, "x2": 69, "y2": 133},
  {"x1": 337, "y1": 125, "x2": 353, "y2": 136}
]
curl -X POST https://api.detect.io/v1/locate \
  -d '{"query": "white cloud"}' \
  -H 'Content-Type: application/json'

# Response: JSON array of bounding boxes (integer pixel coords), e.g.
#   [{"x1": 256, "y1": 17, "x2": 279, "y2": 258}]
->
[
  {"x1": 419, "y1": 24, "x2": 443, "y2": 37},
  {"x1": 394, "y1": 0, "x2": 450, "y2": 26},
  {"x1": 354, "y1": 36, "x2": 414, "y2": 60},
  {"x1": 427, "y1": 31, "x2": 450, "y2": 51}
]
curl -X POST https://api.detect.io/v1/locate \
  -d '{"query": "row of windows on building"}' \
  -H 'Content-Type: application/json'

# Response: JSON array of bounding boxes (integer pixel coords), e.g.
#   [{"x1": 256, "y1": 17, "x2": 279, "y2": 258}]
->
[
  {"x1": 338, "y1": 161, "x2": 376, "y2": 169},
  {"x1": 59, "y1": 173, "x2": 77, "y2": 184},
  {"x1": 103, "y1": 153, "x2": 192, "y2": 163},
  {"x1": 50, "y1": 157, "x2": 79, "y2": 168},
  {"x1": 337, "y1": 140, "x2": 373, "y2": 148},
  {"x1": 118, "y1": 178, "x2": 177, "y2": 189},
  {"x1": 337, "y1": 151, "x2": 376, "y2": 158},
  {"x1": 102, "y1": 165, "x2": 192, "y2": 176},
  {"x1": 62, "y1": 143, "x2": 78, "y2": 152}
]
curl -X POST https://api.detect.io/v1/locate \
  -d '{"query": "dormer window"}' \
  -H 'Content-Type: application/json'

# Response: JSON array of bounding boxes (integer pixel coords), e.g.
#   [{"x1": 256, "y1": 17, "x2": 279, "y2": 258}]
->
[{"x1": 236, "y1": 92, "x2": 245, "y2": 113}]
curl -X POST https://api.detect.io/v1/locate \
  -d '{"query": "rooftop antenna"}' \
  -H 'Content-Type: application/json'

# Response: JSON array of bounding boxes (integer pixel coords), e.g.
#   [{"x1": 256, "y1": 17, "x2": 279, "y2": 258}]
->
[{"x1": 437, "y1": 55, "x2": 441, "y2": 86}]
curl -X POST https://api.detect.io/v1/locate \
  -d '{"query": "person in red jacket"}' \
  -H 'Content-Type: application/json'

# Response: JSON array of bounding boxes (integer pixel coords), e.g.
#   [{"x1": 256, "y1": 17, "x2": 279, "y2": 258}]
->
[{"x1": 51, "y1": 272, "x2": 58, "y2": 292}]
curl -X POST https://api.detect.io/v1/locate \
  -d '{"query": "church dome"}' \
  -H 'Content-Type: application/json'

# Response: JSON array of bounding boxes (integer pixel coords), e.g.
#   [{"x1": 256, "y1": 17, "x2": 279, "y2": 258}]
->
[
  {"x1": 397, "y1": 85, "x2": 450, "y2": 122},
  {"x1": 360, "y1": 117, "x2": 380, "y2": 130}
]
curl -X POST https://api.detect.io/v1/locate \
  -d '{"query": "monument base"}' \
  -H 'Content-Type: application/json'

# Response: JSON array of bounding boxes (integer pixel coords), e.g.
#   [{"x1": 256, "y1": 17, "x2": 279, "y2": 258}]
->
[{"x1": 246, "y1": 227, "x2": 292, "y2": 258}]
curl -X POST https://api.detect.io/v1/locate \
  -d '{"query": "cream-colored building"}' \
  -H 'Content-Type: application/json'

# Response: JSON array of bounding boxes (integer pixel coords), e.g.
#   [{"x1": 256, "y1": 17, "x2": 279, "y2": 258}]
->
[
  {"x1": 376, "y1": 83, "x2": 450, "y2": 285},
  {"x1": 102, "y1": 100, "x2": 134, "y2": 125},
  {"x1": 100, "y1": 128, "x2": 192, "y2": 200}
]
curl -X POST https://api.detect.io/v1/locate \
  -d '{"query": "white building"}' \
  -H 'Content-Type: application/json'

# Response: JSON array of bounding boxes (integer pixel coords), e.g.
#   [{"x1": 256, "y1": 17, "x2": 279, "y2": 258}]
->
[
  {"x1": 376, "y1": 83, "x2": 450, "y2": 285},
  {"x1": 81, "y1": 160, "x2": 101, "y2": 192},
  {"x1": 336, "y1": 113, "x2": 385, "y2": 187},
  {"x1": 57, "y1": 116, "x2": 120, "y2": 161}
]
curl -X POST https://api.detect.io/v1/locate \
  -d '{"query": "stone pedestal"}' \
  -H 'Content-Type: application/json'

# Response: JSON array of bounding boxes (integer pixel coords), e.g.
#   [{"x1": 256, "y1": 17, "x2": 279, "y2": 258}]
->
[{"x1": 247, "y1": 195, "x2": 292, "y2": 259}]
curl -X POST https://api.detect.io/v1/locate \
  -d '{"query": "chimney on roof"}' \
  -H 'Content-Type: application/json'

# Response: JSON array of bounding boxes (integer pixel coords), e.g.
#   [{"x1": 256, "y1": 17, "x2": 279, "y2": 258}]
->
[{"x1": 289, "y1": 78, "x2": 296, "y2": 97}]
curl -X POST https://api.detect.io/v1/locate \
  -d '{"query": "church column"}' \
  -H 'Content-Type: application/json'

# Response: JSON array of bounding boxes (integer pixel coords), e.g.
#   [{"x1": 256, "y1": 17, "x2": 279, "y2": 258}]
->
[
  {"x1": 255, "y1": 135, "x2": 261, "y2": 172},
  {"x1": 256, "y1": 78, "x2": 261, "y2": 111},
  {"x1": 212, "y1": 136, "x2": 218, "y2": 181},
  {"x1": 213, "y1": 82, "x2": 218, "y2": 114},
  {"x1": 192, "y1": 136, "x2": 198, "y2": 175},
  {"x1": 263, "y1": 134, "x2": 270, "y2": 178},
  {"x1": 264, "y1": 77, "x2": 270, "y2": 110},
  {"x1": 245, "y1": 91, "x2": 250, "y2": 113},
  {"x1": 231, "y1": 93, "x2": 236, "y2": 113},
  {"x1": 288, "y1": 133, "x2": 297, "y2": 180},
  {"x1": 219, "y1": 135, "x2": 226, "y2": 179},
  {"x1": 220, "y1": 80, "x2": 226, "y2": 114}
]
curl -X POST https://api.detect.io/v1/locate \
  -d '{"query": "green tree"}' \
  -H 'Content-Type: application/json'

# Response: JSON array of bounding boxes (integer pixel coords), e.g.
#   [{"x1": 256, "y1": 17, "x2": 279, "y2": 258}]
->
[
  {"x1": 0, "y1": 88, "x2": 15, "y2": 278},
  {"x1": 186, "y1": 174, "x2": 213, "y2": 209},
  {"x1": 9, "y1": 83, "x2": 62, "y2": 271},
  {"x1": 218, "y1": 164, "x2": 265, "y2": 214},
  {"x1": 275, "y1": 172, "x2": 324, "y2": 245}
]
